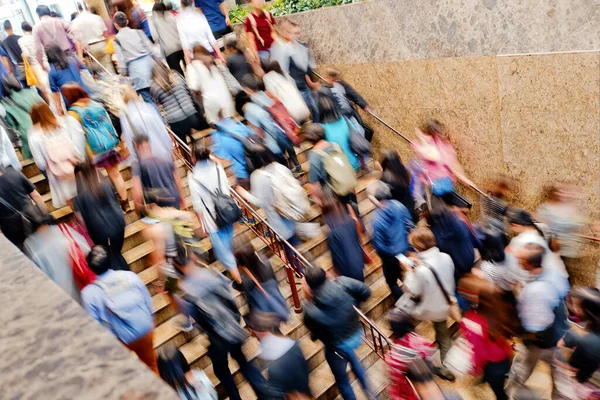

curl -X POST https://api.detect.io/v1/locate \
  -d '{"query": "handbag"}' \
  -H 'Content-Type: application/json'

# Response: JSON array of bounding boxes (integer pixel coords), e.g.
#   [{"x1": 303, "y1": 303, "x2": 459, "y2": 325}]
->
[
  {"x1": 22, "y1": 56, "x2": 38, "y2": 87},
  {"x1": 423, "y1": 261, "x2": 463, "y2": 322},
  {"x1": 345, "y1": 117, "x2": 371, "y2": 155},
  {"x1": 58, "y1": 224, "x2": 96, "y2": 290},
  {"x1": 241, "y1": 266, "x2": 289, "y2": 322},
  {"x1": 193, "y1": 164, "x2": 241, "y2": 228},
  {"x1": 346, "y1": 204, "x2": 373, "y2": 264},
  {"x1": 0, "y1": 194, "x2": 45, "y2": 237},
  {"x1": 443, "y1": 336, "x2": 474, "y2": 378}
]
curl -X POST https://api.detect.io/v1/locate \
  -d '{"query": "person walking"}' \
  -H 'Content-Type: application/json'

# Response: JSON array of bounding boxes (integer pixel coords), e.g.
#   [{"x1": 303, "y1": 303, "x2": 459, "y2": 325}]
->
[
  {"x1": 2, "y1": 20, "x2": 23, "y2": 83},
  {"x1": 194, "y1": 0, "x2": 231, "y2": 40},
  {"x1": 368, "y1": 180, "x2": 413, "y2": 301},
  {"x1": 177, "y1": 0, "x2": 224, "y2": 64},
  {"x1": 188, "y1": 144, "x2": 240, "y2": 282},
  {"x1": 62, "y1": 83, "x2": 129, "y2": 211},
  {"x1": 82, "y1": 246, "x2": 157, "y2": 373},
  {"x1": 157, "y1": 346, "x2": 217, "y2": 400},
  {"x1": 73, "y1": 161, "x2": 128, "y2": 270},
  {"x1": 18, "y1": 22, "x2": 50, "y2": 98},
  {"x1": 243, "y1": 0, "x2": 276, "y2": 66},
  {"x1": 303, "y1": 267, "x2": 375, "y2": 400},
  {"x1": 150, "y1": 2, "x2": 185, "y2": 76},
  {"x1": 263, "y1": 60, "x2": 310, "y2": 124},
  {"x1": 112, "y1": 0, "x2": 152, "y2": 39},
  {"x1": 150, "y1": 61, "x2": 204, "y2": 144},
  {"x1": 32, "y1": 5, "x2": 83, "y2": 69},
  {"x1": 378, "y1": 149, "x2": 417, "y2": 222},
  {"x1": 46, "y1": 45, "x2": 92, "y2": 113},
  {"x1": 28, "y1": 102, "x2": 85, "y2": 209},
  {"x1": 224, "y1": 37, "x2": 253, "y2": 83},
  {"x1": 210, "y1": 116, "x2": 251, "y2": 189},
  {"x1": 113, "y1": 11, "x2": 155, "y2": 104},
  {"x1": 71, "y1": 6, "x2": 115, "y2": 74}
]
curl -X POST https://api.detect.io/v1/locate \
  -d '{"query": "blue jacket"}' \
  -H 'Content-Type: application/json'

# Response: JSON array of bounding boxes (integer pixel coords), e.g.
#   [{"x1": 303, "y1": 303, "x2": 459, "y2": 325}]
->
[
  {"x1": 211, "y1": 118, "x2": 251, "y2": 179},
  {"x1": 372, "y1": 200, "x2": 412, "y2": 256}
]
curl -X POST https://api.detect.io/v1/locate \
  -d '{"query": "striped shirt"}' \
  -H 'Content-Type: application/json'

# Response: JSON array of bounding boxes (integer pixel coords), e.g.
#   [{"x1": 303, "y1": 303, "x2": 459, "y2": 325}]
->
[{"x1": 150, "y1": 74, "x2": 196, "y2": 123}]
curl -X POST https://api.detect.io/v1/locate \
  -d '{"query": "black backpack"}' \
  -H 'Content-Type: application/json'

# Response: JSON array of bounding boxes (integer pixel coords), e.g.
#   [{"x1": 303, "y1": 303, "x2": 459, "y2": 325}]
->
[{"x1": 194, "y1": 163, "x2": 241, "y2": 228}]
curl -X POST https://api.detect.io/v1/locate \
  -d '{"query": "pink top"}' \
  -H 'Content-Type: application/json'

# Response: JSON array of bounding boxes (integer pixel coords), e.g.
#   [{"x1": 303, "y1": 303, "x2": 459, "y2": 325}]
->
[
  {"x1": 411, "y1": 135, "x2": 458, "y2": 182},
  {"x1": 33, "y1": 16, "x2": 82, "y2": 66},
  {"x1": 461, "y1": 312, "x2": 513, "y2": 375}
]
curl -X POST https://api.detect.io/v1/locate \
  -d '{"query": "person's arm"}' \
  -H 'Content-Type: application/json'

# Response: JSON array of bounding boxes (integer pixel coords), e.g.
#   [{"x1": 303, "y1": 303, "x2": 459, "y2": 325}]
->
[
  {"x1": 28, "y1": 132, "x2": 47, "y2": 171},
  {"x1": 176, "y1": 19, "x2": 192, "y2": 64},
  {"x1": 30, "y1": 190, "x2": 47, "y2": 212},
  {"x1": 64, "y1": 19, "x2": 83, "y2": 61},
  {"x1": 2, "y1": 126, "x2": 20, "y2": 170},
  {"x1": 133, "y1": 273, "x2": 154, "y2": 315},
  {"x1": 173, "y1": 165, "x2": 186, "y2": 209},
  {"x1": 244, "y1": 18, "x2": 260, "y2": 62},
  {"x1": 340, "y1": 80, "x2": 369, "y2": 110},
  {"x1": 236, "y1": 172, "x2": 265, "y2": 207},
  {"x1": 65, "y1": 115, "x2": 86, "y2": 161},
  {"x1": 401, "y1": 266, "x2": 423, "y2": 297},
  {"x1": 33, "y1": 28, "x2": 45, "y2": 68},
  {"x1": 337, "y1": 276, "x2": 371, "y2": 303},
  {"x1": 52, "y1": 92, "x2": 64, "y2": 115},
  {"x1": 81, "y1": 289, "x2": 102, "y2": 322},
  {"x1": 219, "y1": 1, "x2": 230, "y2": 27},
  {"x1": 113, "y1": 37, "x2": 127, "y2": 75},
  {"x1": 131, "y1": 175, "x2": 144, "y2": 213}
]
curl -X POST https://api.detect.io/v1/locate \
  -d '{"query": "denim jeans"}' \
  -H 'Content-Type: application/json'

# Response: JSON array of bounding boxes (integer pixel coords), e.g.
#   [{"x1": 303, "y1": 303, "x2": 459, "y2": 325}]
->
[
  {"x1": 299, "y1": 88, "x2": 319, "y2": 122},
  {"x1": 325, "y1": 331, "x2": 374, "y2": 400},
  {"x1": 136, "y1": 87, "x2": 154, "y2": 105},
  {"x1": 209, "y1": 224, "x2": 236, "y2": 270},
  {"x1": 258, "y1": 50, "x2": 270, "y2": 66}
]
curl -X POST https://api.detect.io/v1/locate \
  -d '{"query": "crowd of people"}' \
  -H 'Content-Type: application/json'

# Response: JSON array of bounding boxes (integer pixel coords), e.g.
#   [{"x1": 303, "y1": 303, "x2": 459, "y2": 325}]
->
[{"x1": 0, "y1": 1, "x2": 599, "y2": 400}]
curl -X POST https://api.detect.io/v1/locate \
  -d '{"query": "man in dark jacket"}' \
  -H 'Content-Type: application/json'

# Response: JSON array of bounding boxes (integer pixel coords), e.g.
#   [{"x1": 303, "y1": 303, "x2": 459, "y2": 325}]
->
[
  {"x1": 303, "y1": 267, "x2": 375, "y2": 400},
  {"x1": 247, "y1": 312, "x2": 311, "y2": 399}
]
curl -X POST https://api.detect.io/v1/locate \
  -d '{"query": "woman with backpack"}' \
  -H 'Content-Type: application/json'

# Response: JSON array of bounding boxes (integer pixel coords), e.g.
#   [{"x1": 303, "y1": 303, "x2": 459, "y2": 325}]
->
[
  {"x1": 157, "y1": 346, "x2": 217, "y2": 400},
  {"x1": 62, "y1": 83, "x2": 129, "y2": 212},
  {"x1": 28, "y1": 102, "x2": 85, "y2": 209},
  {"x1": 74, "y1": 161, "x2": 128, "y2": 270},
  {"x1": 233, "y1": 240, "x2": 289, "y2": 323}
]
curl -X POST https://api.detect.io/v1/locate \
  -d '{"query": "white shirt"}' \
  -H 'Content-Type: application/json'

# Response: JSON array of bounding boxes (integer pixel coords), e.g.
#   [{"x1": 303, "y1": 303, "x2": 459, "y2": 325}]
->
[
  {"x1": 509, "y1": 228, "x2": 569, "y2": 279},
  {"x1": 71, "y1": 11, "x2": 107, "y2": 45},
  {"x1": 0, "y1": 125, "x2": 21, "y2": 171},
  {"x1": 176, "y1": 8, "x2": 216, "y2": 52},
  {"x1": 188, "y1": 160, "x2": 230, "y2": 233}
]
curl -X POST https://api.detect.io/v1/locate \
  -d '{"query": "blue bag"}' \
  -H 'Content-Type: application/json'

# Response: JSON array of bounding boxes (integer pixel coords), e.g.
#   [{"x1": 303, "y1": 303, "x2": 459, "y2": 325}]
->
[
  {"x1": 431, "y1": 176, "x2": 455, "y2": 196},
  {"x1": 71, "y1": 101, "x2": 119, "y2": 154}
]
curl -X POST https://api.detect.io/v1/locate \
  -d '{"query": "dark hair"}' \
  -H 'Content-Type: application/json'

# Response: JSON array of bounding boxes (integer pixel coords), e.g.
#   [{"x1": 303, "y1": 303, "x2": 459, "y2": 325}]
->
[
  {"x1": 265, "y1": 60, "x2": 284, "y2": 75},
  {"x1": 87, "y1": 245, "x2": 111, "y2": 275},
  {"x1": 193, "y1": 142, "x2": 211, "y2": 162},
  {"x1": 36, "y1": 5, "x2": 52, "y2": 16},
  {"x1": 113, "y1": 11, "x2": 128, "y2": 28},
  {"x1": 234, "y1": 240, "x2": 271, "y2": 282},
  {"x1": 245, "y1": 311, "x2": 279, "y2": 332},
  {"x1": 321, "y1": 186, "x2": 346, "y2": 224},
  {"x1": 71, "y1": 12, "x2": 79, "y2": 21},
  {"x1": 2, "y1": 75, "x2": 22, "y2": 94},
  {"x1": 507, "y1": 208, "x2": 534, "y2": 227},
  {"x1": 326, "y1": 69, "x2": 340, "y2": 80},
  {"x1": 61, "y1": 82, "x2": 89, "y2": 105},
  {"x1": 580, "y1": 288, "x2": 600, "y2": 333},
  {"x1": 523, "y1": 243, "x2": 545, "y2": 269},
  {"x1": 304, "y1": 267, "x2": 326, "y2": 290},
  {"x1": 240, "y1": 74, "x2": 261, "y2": 92},
  {"x1": 50, "y1": 12, "x2": 59, "y2": 18},
  {"x1": 3, "y1": 20, "x2": 12, "y2": 30},
  {"x1": 133, "y1": 133, "x2": 150, "y2": 147},
  {"x1": 21, "y1": 21, "x2": 32, "y2": 32},
  {"x1": 157, "y1": 346, "x2": 198, "y2": 400},
  {"x1": 380, "y1": 149, "x2": 410, "y2": 188},
  {"x1": 46, "y1": 45, "x2": 69, "y2": 70},
  {"x1": 235, "y1": 91, "x2": 250, "y2": 117},
  {"x1": 78, "y1": 3, "x2": 84, "y2": 11},
  {"x1": 23, "y1": 205, "x2": 55, "y2": 231},
  {"x1": 421, "y1": 119, "x2": 447, "y2": 140},
  {"x1": 479, "y1": 228, "x2": 506, "y2": 263},
  {"x1": 112, "y1": 0, "x2": 139, "y2": 29},
  {"x1": 302, "y1": 123, "x2": 325, "y2": 144},
  {"x1": 74, "y1": 161, "x2": 106, "y2": 204},
  {"x1": 224, "y1": 36, "x2": 238, "y2": 50},
  {"x1": 250, "y1": 144, "x2": 276, "y2": 170},
  {"x1": 90, "y1": 6, "x2": 99, "y2": 14},
  {"x1": 152, "y1": 1, "x2": 167, "y2": 14},
  {"x1": 181, "y1": 0, "x2": 193, "y2": 7},
  {"x1": 317, "y1": 93, "x2": 340, "y2": 124},
  {"x1": 478, "y1": 285, "x2": 519, "y2": 339},
  {"x1": 387, "y1": 309, "x2": 414, "y2": 338}
]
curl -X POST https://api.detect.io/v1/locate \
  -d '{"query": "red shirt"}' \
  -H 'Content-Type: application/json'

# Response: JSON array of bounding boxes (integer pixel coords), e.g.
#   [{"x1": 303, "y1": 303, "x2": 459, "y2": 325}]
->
[{"x1": 244, "y1": 10, "x2": 275, "y2": 51}]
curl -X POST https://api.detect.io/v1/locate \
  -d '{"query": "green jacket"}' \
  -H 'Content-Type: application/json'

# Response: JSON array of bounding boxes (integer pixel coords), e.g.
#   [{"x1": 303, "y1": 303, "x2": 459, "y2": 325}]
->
[{"x1": 2, "y1": 89, "x2": 44, "y2": 159}]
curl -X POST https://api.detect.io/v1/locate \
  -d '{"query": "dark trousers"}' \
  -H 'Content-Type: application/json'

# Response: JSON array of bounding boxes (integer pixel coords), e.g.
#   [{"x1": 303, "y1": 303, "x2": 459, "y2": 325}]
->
[
  {"x1": 213, "y1": 26, "x2": 233, "y2": 40},
  {"x1": 170, "y1": 114, "x2": 200, "y2": 144},
  {"x1": 324, "y1": 344, "x2": 371, "y2": 400},
  {"x1": 90, "y1": 228, "x2": 128, "y2": 271},
  {"x1": 165, "y1": 50, "x2": 186, "y2": 76},
  {"x1": 379, "y1": 253, "x2": 403, "y2": 301},
  {"x1": 208, "y1": 338, "x2": 267, "y2": 400},
  {"x1": 484, "y1": 358, "x2": 510, "y2": 400}
]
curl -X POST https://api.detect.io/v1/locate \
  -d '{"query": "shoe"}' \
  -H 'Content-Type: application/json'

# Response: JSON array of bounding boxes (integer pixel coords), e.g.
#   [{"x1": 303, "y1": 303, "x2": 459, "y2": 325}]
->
[
  {"x1": 119, "y1": 197, "x2": 132, "y2": 213},
  {"x1": 292, "y1": 165, "x2": 304, "y2": 176},
  {"x1": 434, "y1": 366, "x2": 456, "y2": 382},
  {"x1": 170, "y1": 315, "x2": 193, "y2": 332}
]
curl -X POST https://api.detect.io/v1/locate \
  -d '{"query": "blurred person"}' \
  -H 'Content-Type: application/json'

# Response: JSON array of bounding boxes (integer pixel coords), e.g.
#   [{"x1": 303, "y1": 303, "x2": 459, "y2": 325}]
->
[
  {"x1": 239, "y1": 73, "x2": 301, "y2": 173},
  {"x1": 385, "y1": 310, "x2": 436, "y2": 400},
  {"x1": 246, "y1": 312, "x2": 312, "y2": 398},
  {"x1": 113, "y1": 11, "x2": 155, "y2": 104},
  {"x1": 32, "y1": 5, "x2": 83, "y2": 69},
  {"x1": 176, "y1": 0, "x2": 224, "y2": 64},
  {"x1": 157, "y1": 346, "x2": 217, "y2": 399},
  {"x1": 174, "y1": 240, "x2": 269, "y2": 400},
  {"x1": 28, "y1": 102, "x2": 85, "y2": 208},
  {"x1": 82, "y1": 245, "x2": 157, "y2": 373},
  {"x1": 131, "y1": 133, "x2": 186, "y2": 211},
  {"x1": 186, "y1": 46, "x2": 234, "y2": 124},
  {"x1": 120, "y1": 87, "x2": 174, "y2": 163},
  {"x1": 303, "y1": 122, "x2": 357, "y2": 206},
  {"x1": 481, "y1": 176, "x2": 511, "y2": 233},
  {"x1": 224, "y1": 37, "x2": 252, "y2": 83},
  {"x1": 194, "y1": 0, "x2": 231, "y2": 40},
  {"x1": 472, "y1": 226, "x2": 518, "y2": 291},
  {"x1": 405, "y1": 359, "x2": 462, "y2": 400},
  {"x1": 70, "y1": 11, "x2": 79, "y2": 21},
  {"x1": 303, "y1": 267, "x2": 375, "y2": 400},
  {"x1": 536, "y1": 183, "x2": 585, "y2": 276},
  {"x1": 62, "y1": 83, "x2": 129, "y2": 210},
  {"x1": 74, "y1": 161, "x2": 128, "y2": 270},
  {"x1": 1, "y1": 75, "x2": 44, "y2": 159},
  {"x1": 24, "y1": 212, "x2": 89, "y2": 302},
  {"x1": 368, "y1": 180, "x2": 413, "y2": 300},
  {"x1": 411, "y1": 119, "x2": 474, "y2": 208},
  {"x1": 270, "y1": 19, "x2": 319, "y2": 121},
  {"x1": 318, "y1": 93, "x2": 361, "y2": 171},
  {"x1": 243, "y1": 0, "x2": 276, "y2": 66},
  {"x1": 0, "y1": 165, "x2": 47, "y2": 249},
  {"x1": 46, "y1": 45, "x2": 92, "y2": 113},
  {"x1": 234, "y1": 242, "x2": 289, "y2": 322},
  {"x1": 90, "y1": 7, "x2": 116, "y2": 36},
  {"x1": 18, "y1": 22, "x2": 50, "y2": 97},
  {"x1": 150, "y1": 61, "x2": 204, "y2": 144},
  {"x1": 324, "y1": 68, "x2": 372, "y2": 137},
  {"x1": 321, "y1": 186, "x2": 365, "y2": 281},
  {"x1": 150, "y1": 2, "x2": 185, "y2": 76},
  {"x1": 263, "y1": 60, "x2": 310, "y2": 124},
  {"x1": 210, "y1": 114, "x2": 251, "y2": 189},
  {"x1": 506, "y1": 243, "x2": 570, "y2": 398},
  {"x1": 71, "y1": 4, "x2": 115, "y2": 74},
  {"x1": 0, "y1": 115, "x2": 21, "y2": 170},
  {"x1": 188, "y1": 144, "x2": 240, "y2": 282},
  {"x1": 378, "y1": 149, "x2": 417, "y2": 222},
  {"x1": 112, "y1": 0, "x2": 152, "y2": 39},
  {"x1": 2, "y1": 20, "x2": 23, "y2": 82},
  {"x1": 395, "y1": 227, "x2": 457, "y2": 381}
]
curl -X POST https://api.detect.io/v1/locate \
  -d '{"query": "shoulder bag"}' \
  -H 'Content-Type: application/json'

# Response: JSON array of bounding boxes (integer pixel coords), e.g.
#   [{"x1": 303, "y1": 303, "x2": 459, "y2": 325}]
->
[
  {"x1": 193, "y1": 163, "x2": 241, "y2": 228},
  {"x1": 345, "y1": 116, "x2": 371, "y2": 155},
  {"x1": 422, "y1": 261, "x2": 462, "y2": 322},
  {"x1": 58, "y1": 223, "x2": 96, "y2": 289}
]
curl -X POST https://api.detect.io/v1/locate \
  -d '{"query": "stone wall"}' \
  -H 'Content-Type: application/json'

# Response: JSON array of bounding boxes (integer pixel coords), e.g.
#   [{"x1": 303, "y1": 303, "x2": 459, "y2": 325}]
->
[{"x1": 283, "y1": 0, "x2": 600, "y2": 284}]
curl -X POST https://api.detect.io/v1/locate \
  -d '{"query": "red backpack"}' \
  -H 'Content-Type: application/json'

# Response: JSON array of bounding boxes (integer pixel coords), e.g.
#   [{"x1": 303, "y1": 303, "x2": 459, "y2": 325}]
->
[
  {"x1": 59, "y1": 224, "x2": 96, "y2": 290},
  {"x1": 265, "y1": 94, "x2": 301, "y2": 145}
]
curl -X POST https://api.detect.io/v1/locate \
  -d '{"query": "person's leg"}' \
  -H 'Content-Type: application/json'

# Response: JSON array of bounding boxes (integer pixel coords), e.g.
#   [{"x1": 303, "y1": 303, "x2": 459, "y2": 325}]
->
[
  {"x1": 324, "y1": 345, "x2": 357, "y2": 400},
  {"x1": 209, "y1": 224, "x2": 239, "y2": 281},
  {"x1": 168, "y1": 118, "x2": 189, "y2": 144},
  {"x1": 90, "y1": 41, "x2": 116, "y2": 74},
  {"x1": 299, "y1": 88, "x2": 319, "y2": 123},
  {"x1": 506, "y1": 343, "x2": 543, "y2": 395},
  {"x1": 208, "y1": 339, "x2": 241, "y2": 400},
  {"x1": 380, "y1": 253, "x2": 402, "y2": 301},
  {"x1": 432, "y1": 320, "x2": 455, "y2": 381},
  {"x1": 230, "y1": 342, "x2": 270, "y2": 398},
  {"x1": 165, "y1": 50, "x2": 185, "y2": 76},
  {"x1": 104, "y1": 163, "x2": 127, "y2": 202},
  {"x1": 125, "y1": 330, "x2": 158, "y2": 374},
  {"x1": 337, "y1": 346, "x2": 375, "y2": 399},
  {"x1": 258, "y1": 50, "x2": 270, "y2": 67},
  {"x1": 484, "y1": 359, "x2": 510, "y2": 400},
  {"x1": 137, "y1": 88, "x2": 154, "y2": 104},
  {"x1": 108, "y1": 230, "x2": 129, "y2": 270}
]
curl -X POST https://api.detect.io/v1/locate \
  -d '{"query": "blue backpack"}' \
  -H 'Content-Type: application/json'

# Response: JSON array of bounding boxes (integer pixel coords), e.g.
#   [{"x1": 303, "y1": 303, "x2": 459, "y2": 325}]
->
[{"x1": 71, "y1": 101, "x2": 119, "y2": 154}]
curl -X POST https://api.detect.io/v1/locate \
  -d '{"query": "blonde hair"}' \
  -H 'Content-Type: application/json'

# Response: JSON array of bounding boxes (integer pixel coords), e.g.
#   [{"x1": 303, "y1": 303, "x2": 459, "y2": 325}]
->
[{"x1": 408, "y1": 227, "x2": 436, "y2": 252}]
